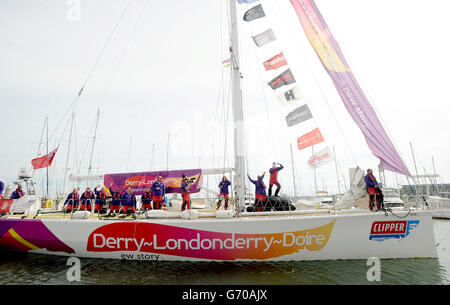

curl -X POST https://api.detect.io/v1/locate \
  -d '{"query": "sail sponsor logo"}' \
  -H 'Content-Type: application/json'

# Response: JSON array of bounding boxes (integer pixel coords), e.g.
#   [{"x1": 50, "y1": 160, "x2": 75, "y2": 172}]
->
[
  {"x1": 86, "y1": 221, "x2": 335, "y2": 260},
  {"x1": 369, "y1": 220, "x2": 419, "y2": 242}
]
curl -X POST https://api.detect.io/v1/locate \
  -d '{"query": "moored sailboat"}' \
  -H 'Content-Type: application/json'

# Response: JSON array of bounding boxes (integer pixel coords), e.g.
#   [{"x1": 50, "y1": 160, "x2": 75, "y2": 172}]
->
[{"x1": 0, "y1": 0, "x2": 438, "y2": 261}]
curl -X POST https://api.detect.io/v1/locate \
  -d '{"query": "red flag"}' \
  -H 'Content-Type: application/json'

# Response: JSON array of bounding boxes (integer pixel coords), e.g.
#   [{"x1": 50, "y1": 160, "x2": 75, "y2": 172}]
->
[
  {"x1": 297, "y1": 128, "x2": 324, "y2": 150},
  {"x1": 31, "y1": 148, "x2": 58, "y2": 169},
  {"x1": 263, "y1": 52, "x2": 288, "y2": 71},
  {"x1": 0, "y1": 199, "x2": 13, "y2": 213}
]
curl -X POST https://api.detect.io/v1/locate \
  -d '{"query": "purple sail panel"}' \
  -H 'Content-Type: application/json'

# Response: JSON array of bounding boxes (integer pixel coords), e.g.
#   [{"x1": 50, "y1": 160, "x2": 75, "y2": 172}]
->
[{"x1": 290, "y1": 0, "x2": 410, "y2": 176}]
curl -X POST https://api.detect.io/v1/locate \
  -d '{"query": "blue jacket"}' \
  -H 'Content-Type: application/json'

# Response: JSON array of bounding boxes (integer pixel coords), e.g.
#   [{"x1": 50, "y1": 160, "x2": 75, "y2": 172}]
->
[
  {"x1": 364, "y1": 174, "x2": 379, "y2": 188},
  {"x1": 0, "y1": 181, "x2": 4, "y2": 196},
  {"x1": 11, "y1": 189, "x2": 25, "y2": 199},
  {"x1": 122, "y1": 191, "x2": 136, "y2": 207},
  {"x1": 151, "y1": 181, "x2": 165, "y2": 197},
  {"x1": 110, "y1": 187, "x2": 122, "y2": 205},
  {"x1": 248, "y1": 174, "x2": 267, "y2": 196},
  {"x1": 80, "y1": 191, "x2": 95, "y2": 204},
  {"x1": 219, "y1": 180, "x2": 231, "y2": 194},
  {"x1": 181, "y1": 180, "x2": 189, "y2": 193},
  {"x1": 64, "y1": 192, "x2": 80, "y2": 207},
  {"x1": 94, "y1": 187, "x2": 107, "y2": 204}
]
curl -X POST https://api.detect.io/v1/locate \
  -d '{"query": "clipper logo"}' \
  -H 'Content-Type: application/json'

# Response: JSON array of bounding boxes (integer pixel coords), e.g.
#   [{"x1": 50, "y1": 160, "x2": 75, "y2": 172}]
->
[{"x1": 369, "y1": 220, "x2": 419, "y2": 242}]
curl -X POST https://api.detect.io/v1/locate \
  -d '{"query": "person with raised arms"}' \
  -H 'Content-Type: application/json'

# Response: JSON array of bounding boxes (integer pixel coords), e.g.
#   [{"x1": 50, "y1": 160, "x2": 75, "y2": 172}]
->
[
  {"x1": 247, "y1": 172, "x2": 267, "y2": 212},
  {"x1": 268, "y1": 162, "x2": 284, "y2": 197},
  {"x1": 94, "y1": 185, "x2": 107, "y2": 213}
]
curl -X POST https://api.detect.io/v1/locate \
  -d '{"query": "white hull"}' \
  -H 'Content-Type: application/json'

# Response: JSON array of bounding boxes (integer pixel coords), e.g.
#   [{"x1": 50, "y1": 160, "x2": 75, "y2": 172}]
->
[{"x1": 0, "y1": 209, "x2": 437, "y2": 261}]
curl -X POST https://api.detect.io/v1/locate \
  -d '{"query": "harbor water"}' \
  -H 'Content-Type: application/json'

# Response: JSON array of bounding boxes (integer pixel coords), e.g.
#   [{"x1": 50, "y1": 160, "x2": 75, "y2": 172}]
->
[{"x1": 0, "y1": 219, "x2": 449, "y2": 285}]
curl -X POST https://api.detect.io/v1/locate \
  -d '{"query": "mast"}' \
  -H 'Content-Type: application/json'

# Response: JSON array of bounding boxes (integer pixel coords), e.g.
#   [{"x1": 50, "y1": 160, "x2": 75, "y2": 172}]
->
[
  {"x1": 290, "y1": 143, "x2": 297, "y2": 198},
  {"x1": 410, "y1": 142, "x2": 420, "y2": 198},
  {"x1": 333, "y1": 146, "x2": 341, "y2": 195},
  {"x1": 432, "y1": 156, "x2": 437, "y2": 185},
  {"x1": 166, "y1": 133, "x2": 170, "y2": 171},
  {"x1": 150, "y1": 143, "x2": 155, "y2": 171},
  {"x1": 33, "y1": 117, "x2": 48, "y2": 181},
  {"x1": 312, "y1": 145, "x2": 317, "y2": 194},
  {"x1": 88, "y1": 110, "x2": 100, "y2": 176},
  {"x1": 63, "y1": 112, "x2": 75, "y2": 194},
  {"x1": 229, "y1": 0, "x2": 246, "y2": 212},
  {"x1": 126, "y1": 136, "x2": 133, "y2": 172}
]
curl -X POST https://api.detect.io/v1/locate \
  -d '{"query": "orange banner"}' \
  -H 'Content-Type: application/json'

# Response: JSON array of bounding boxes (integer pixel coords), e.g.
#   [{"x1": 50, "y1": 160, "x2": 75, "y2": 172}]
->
[{"x1": 297, "y1": 128, "x2": 324, "y2": 150}]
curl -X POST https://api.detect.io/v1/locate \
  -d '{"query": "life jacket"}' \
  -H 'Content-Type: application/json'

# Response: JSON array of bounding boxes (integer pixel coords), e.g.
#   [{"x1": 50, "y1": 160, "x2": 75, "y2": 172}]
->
[
  {"x1": 16, "y1": 189, "x2": 24, "y2": 198},
  {"x1": 97, "y1": 191, "x2": 106, "y2": 199},
  {"x1": 142, "y1": 191, "x2": 152, "y2": 202},
  {"x1": 82, "y1": 191, "x2": 94, "y2": 201},
  {"x1": 112, "y1": 192, "x2": 121, "y2": 199},
  {"x1": 71, "y1": 193, "x2": 79, "y2": 200}
]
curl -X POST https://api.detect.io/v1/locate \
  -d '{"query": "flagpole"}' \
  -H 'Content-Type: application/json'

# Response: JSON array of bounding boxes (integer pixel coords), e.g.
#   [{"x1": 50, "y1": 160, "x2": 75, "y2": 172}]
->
[
  {"x1": 312, "y1": 145, "x2": 317, "y2": 195},
  {"x1": 63, "y1": 113, "x2": 75, "y2": 195},
  {"x1": 166, "y1": 133, "x2": 170, "y2": 171},
  {"x1": 150, "y1": 143, "x2": 155, "y2": 171},
  {"x1": 333, "y1": 146, "x2": 341, "y2": 195}
]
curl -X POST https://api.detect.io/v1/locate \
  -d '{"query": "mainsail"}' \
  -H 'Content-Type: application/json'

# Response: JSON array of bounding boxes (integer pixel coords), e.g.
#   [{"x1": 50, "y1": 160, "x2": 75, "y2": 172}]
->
[{"x1": 290, "y1": 0, "x2": 411, "y2": 176}]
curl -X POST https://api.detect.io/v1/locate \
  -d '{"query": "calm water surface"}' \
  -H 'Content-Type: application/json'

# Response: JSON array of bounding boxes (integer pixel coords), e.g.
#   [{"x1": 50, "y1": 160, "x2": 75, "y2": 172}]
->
[{"x1": 1, "y1": 220, "x2": 449, "y2": 285}]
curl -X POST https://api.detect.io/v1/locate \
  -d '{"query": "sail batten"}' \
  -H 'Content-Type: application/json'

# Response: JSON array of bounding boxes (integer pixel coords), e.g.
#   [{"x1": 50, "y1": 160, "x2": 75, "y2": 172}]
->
[{"x1": 290, "y1": 0, "x2": 411, "y2": 176}]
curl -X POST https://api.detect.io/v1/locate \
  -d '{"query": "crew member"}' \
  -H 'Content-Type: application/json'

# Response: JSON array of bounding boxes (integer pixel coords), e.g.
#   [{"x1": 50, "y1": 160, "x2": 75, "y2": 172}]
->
[
  {"x1": 141, "y1": 187, "x2": 152, "y2": 211},
  {"x1": 11, "y1": 184, "x2": 25, "y2": 199},
  {"x1": 80, "y1": 187, "x2": 95, "y2": 211},
  {"x1": 64, "y1": 188, "x2": 79, "y2": 212},
  {"x1": 217, "y1": 176, "x2": 231, "y2": 210},
  {"x1": 121, "y1": 187, "x2": 137, "y2": 213},
  {"x1": 109, "y1": 184, "x2": 122, "y2": 213},
  {"x1": 269, "y1": 162, "x2": 284, "y2": 197},
  {"x1": 0, "y1": 180, "x2": 4, "y2": 199},
  {"x1": 248, "y1": 172, "x2": 267, "y2": 212},
  {"x1": 364, "y1": 169, "x2": 382, "y2": 211},
  {"x1": 94, "y1": 185, "x2": 107, "y2": 213},
  {"x1": 151, "y1": 176, "x2": 165, "y2": 210},
  {"x1": 181, "y1": 174, "x2": 191, "y2": 211}
]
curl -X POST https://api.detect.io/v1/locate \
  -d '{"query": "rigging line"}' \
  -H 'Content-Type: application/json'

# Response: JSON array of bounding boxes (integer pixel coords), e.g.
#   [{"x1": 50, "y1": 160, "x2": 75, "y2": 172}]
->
[
  {"x1": 247, "y1": 21, "x2": 279, "y2": 161},
  {"x1": 211, "y1": 0, "x2": 225, "y2": 175},
  {"x1": 75, "y1": 116, "x2": 97, "y2": 175},
  {"x1": 48, "y1": 0, "x2": 134, "y2": 142},
  {"x1": 97, "y1": 0, "x2": 150, "y2": 111},
  {"x1": 272, "y1": 1, "x2": 358, "y2": 166},
  {"x1": 223, "y1": 68, "x2": 233, "y2": 172},
  {"x1": 412, "y1": 146, "x2": 441, "y2": 195}
]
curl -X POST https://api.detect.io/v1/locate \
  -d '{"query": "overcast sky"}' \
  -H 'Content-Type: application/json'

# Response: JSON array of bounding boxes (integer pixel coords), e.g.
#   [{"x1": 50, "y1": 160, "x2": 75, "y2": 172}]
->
[{"x1": 1, "y1": 0, "x2": 449, "y2": 197}]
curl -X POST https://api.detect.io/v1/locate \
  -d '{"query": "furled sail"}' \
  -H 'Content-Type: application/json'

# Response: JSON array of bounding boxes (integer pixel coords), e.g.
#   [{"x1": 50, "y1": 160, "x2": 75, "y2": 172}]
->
[{"x1": 290, "y1": 0, "x2": 411, "y2": 176}]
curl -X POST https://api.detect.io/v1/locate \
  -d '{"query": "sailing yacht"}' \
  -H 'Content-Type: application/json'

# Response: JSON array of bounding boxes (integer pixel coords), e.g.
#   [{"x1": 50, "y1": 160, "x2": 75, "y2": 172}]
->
[{"x1": 0, "y1": 0, "x2": 437, "y2": 261}]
